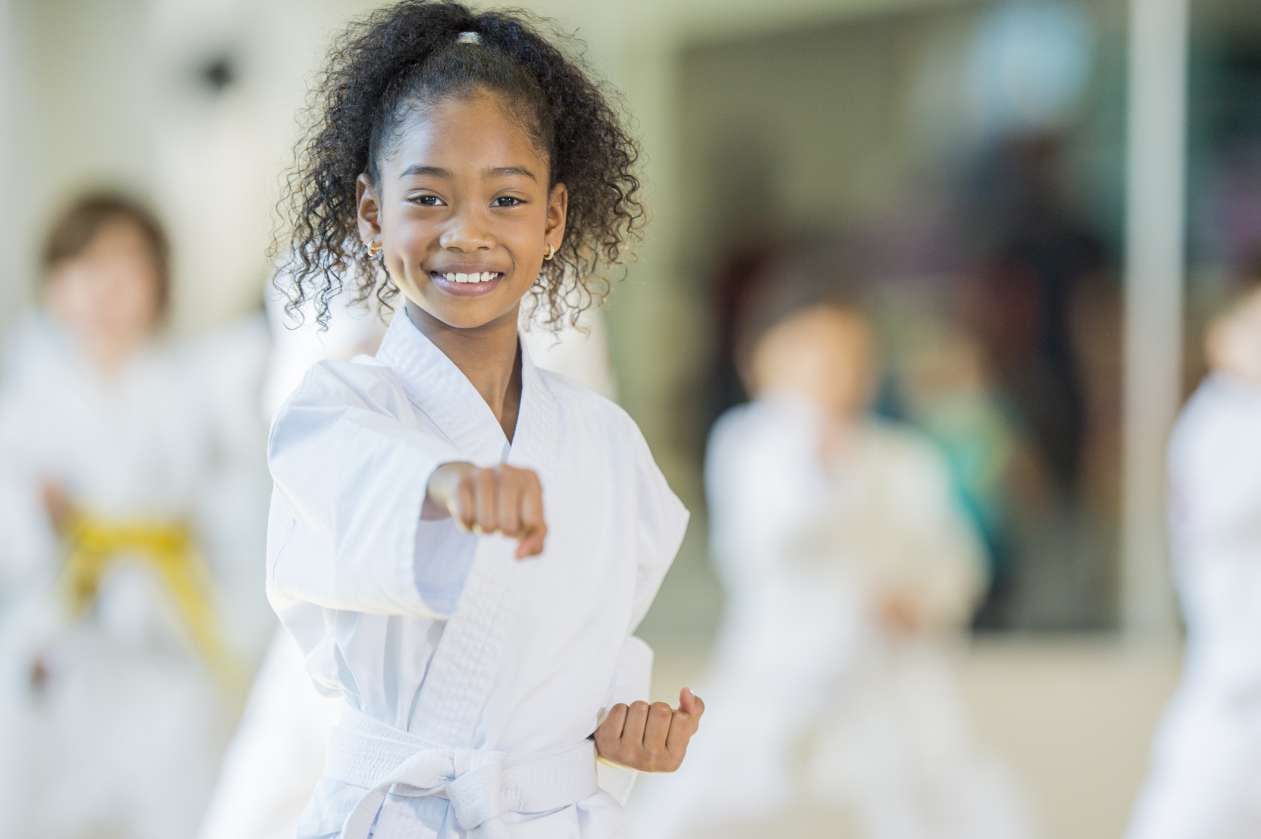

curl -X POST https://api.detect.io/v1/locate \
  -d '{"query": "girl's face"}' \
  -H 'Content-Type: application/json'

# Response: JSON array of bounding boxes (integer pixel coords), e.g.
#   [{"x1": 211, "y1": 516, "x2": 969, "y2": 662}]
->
[
  {"x1": 357, "y1": 89, "x2": 567, "y2": 332},
  {"x1": 45, "y1": 219, "x2": 163, "y2": 353}
]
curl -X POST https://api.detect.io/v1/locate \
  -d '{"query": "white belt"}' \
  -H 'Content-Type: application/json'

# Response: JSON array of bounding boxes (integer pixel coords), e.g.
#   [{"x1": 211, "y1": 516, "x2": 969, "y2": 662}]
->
[{"x1": 327, "y1": 708, "x2": 598, "y2": 838}]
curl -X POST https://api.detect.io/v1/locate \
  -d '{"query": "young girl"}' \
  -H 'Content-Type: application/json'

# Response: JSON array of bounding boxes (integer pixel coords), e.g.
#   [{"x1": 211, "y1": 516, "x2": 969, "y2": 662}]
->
[
  {"x1": 0, "y1": 193, "x2": 266, "y2": 838},
  {"x1": 265, "y1": 4, "x2": 701, "y2": 837}
]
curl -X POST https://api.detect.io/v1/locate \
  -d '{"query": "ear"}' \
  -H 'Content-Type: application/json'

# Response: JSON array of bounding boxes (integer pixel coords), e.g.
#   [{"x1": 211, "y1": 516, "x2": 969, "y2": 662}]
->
[
  {"x1": 356, "y1": 173, "x2": 382, "y2": 247},
  {"x1": 545, "y1": 181, "x2": 568, "y2": 253}
]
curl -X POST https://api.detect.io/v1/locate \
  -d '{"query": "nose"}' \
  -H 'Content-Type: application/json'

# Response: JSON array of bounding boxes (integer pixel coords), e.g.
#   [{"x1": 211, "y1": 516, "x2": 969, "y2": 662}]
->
[{"x1": 439, "y1": 205, "x2": 495, "y2": 253}]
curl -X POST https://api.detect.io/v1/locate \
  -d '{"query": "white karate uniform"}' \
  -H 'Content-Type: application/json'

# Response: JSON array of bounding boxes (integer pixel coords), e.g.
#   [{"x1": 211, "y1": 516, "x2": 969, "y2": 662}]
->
[
  {"x1": 1126, "y1": 374, "x2": 1261, "y2": 839},
  {"x1": 0, "y1": 317, "x2": 269, "y2": 839},
  {"x1": 266, "y1": 309, "x2": 686, "y2": 838},
  {"x1": 635, "y1": 396, "x2": 1033, "y2": 839},
  {"x1": 200, "y1": 296, "x2": 620, "y2": 839}
]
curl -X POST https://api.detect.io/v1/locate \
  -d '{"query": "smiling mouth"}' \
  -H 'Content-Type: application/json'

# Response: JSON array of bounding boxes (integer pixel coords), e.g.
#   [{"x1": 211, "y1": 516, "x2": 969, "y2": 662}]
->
[{"x1": 429, "y1": 271, "x2": 504, "y2": 285}]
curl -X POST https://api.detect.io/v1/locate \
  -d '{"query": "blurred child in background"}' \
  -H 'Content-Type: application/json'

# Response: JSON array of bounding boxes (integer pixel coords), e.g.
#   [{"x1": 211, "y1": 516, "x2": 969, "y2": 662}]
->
[
  {"x1": 195, "y1": 275, "x2": 380, "y2": 839},
  {"x1": 1126, "y1": 275, "x2": 1261, "y2": 839},
  {"x1": 893, "y1": 313, "x2": 1029, "y2": 629},
  {"x1": 0, "y1": 193, "x2": 267, "y2": 839},
  {"x1": 639, "y1": 246, "x2": 1034, "y2": 838}
]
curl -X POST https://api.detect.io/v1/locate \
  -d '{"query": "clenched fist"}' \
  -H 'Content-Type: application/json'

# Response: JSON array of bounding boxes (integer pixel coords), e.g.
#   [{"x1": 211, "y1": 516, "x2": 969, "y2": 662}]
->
[
  {"x1": 425, "y1": 462, "x2": 547, "y2": 559},
  {"x1": 594, "y1": 688, "x2": 706, "y2": 772}
]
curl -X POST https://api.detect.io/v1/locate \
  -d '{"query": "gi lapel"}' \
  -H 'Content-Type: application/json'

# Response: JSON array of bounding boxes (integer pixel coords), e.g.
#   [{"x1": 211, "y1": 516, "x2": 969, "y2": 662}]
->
[{"x1": 376, "y1": 311, "x2": 558, "y2": 745}]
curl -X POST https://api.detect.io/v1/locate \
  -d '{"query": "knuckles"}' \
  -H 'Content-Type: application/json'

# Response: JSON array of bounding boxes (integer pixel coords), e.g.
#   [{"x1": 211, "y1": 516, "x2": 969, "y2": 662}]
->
[{"x1": 464, "y1": 466, "x2": 545, "y2": 496}]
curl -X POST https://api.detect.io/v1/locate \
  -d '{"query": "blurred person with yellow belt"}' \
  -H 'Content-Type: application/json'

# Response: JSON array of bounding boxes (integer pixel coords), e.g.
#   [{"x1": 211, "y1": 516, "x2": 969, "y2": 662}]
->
[
  {"x1": 0, "y1": 193, "x2": 268, "y2": 839},
  {"x1": 1126, "y1": 275, "x2": 1261, "y2": 839},
  {"x1": 634, "y1": 247, "x2": 1036, "y2": 839}
]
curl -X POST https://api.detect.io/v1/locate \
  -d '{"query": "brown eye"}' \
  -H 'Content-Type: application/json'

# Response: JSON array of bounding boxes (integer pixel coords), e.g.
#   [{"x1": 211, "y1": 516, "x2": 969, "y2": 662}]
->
[
  {"x1": 408, "y1": 194, "x2": 445, "y2": 207},
  {"x1": 492, "y1": 196, "x2": 524, "y2": 208}
]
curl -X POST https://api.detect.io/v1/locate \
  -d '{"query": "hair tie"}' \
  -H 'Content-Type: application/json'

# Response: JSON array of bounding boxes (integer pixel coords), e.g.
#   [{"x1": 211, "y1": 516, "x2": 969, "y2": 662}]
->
[{"x1": 456, "y1": 31, "x2": 481, "y2": 45}]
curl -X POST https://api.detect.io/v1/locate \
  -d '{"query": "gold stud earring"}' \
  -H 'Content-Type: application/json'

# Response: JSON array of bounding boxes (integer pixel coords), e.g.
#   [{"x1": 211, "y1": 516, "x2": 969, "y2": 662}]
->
[
  {"x1": 543, "y1": 242, "x2": 555, "y2": 262},
  {"x1": 368, "y1": 240, "x2": 382, "y2": 255}
]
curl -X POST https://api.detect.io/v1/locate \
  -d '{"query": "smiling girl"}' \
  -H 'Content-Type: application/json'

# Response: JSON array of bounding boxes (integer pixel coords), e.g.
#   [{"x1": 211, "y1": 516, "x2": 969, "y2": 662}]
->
[{"x1": 265, "y1": 4, "x2": 700, "y2": 837}]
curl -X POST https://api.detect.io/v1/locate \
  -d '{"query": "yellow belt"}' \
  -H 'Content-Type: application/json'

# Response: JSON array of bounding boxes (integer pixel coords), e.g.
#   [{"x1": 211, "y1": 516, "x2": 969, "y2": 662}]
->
[{"x1": 61, "y1": 513, "x2": 245, "y2": 695}]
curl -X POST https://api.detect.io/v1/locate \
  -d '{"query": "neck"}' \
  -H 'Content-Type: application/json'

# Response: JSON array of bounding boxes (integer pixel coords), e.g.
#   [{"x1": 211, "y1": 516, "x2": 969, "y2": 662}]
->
[{"x1": 406, "y1": 301, "x2": 522, "y2": 439}]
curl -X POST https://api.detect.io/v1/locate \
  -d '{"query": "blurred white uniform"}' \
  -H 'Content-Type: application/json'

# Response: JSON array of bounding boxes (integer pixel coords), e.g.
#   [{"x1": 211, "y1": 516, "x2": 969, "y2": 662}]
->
[
  {"x1": 199, "y1": 287, "x2": 384, "y2": 839},
  {"x1": 1127, "y1": 374, "x2": 1261, "y2": 839},
  {"x1": 199, "y1": 296, "x2": 619, "y2": 839},
  {"x1": 0, "y1": 317, "x2": 270, "y2": 839},
  {"x1": 638, "y1": 397, "x2": 1032, "y2": 839},
  {"x1": 0, "y1": 311, "x2": 63, "y2": 394}
]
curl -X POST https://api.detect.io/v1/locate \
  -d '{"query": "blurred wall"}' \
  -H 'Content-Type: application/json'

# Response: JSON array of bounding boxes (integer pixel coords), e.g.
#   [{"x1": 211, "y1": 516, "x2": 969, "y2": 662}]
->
[
  {"x1": 0, "y1": 0, "x2": 20, "y2": 332},
  {"x1": 6, "y1": 0, "x2": 352, "y2": 331},
  {"x1": 9, "y1": 0, "x2": 155, "y2": 320}
]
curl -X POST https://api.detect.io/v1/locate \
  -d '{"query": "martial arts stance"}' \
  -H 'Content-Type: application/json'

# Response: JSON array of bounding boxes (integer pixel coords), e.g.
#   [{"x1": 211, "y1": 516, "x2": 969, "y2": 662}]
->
[
  {"x1": 201, "y1": 282, "x2": 620, "y2": 839},
  {"x1": 638, "y1": 270, "x2": 1034, "y2": 838},
  {"x1": 265, "y1": 4, "x2": 701, "y2": 836},
  {"x1": 0, "y1": 193, "x2": 268, "y2": 838},
  {"x1": 1126, "y1": 278, "x2": 1261, "y2": 839}
]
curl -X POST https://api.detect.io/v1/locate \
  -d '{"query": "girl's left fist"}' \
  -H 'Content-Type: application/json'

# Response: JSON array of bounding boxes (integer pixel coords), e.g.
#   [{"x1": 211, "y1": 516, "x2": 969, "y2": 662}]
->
[{"x1": 594, "y1": 687, "x2": 705, "y2": 772}]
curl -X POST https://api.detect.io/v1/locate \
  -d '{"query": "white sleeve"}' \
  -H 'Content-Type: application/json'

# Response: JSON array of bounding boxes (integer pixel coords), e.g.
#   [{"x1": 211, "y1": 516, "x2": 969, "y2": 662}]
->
[
  {"x1": 623, "y1": 414, "x2": 690, "y2": 633},
  {"x1": 266, "y1": 365, "x2": 465, "y2": 619},
  {"x1": 0, "y1": 386, "x2": 58, "y2": 591}
]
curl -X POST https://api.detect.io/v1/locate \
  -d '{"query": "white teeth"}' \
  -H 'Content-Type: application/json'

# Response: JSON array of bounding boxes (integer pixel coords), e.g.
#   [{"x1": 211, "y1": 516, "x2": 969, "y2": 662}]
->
[{"x1": 439, "y1": 271, "x2": 499, "y2": 284}]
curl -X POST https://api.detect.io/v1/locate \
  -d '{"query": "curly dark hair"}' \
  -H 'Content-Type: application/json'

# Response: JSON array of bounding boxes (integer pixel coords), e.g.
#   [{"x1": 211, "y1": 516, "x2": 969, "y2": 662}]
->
[{"x1": 272, "y1": 0, "x2": 645, "y2": 329}]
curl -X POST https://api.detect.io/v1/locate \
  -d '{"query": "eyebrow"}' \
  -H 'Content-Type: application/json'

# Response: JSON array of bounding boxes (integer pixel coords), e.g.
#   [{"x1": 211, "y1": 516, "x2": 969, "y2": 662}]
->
[{"x1": 399, "y1": 164, "x2": 538, "y2": 181}]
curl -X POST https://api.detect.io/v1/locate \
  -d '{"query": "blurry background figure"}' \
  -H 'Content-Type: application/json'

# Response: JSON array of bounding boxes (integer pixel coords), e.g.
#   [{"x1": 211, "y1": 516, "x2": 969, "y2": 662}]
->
[
  {"x1": 953, "y1": 129, "x2": 1116, "y2": 630},
  {"x1": 634, "y1": 245, "x2": 1034, "y2": 839},
  {"x1": 680, "y1": 0, "x2": 1122, "y2": 636},
  {"x1": 890, "y1": 313, "x2": 1029, "y2": 630},
  {"x1": 198, "y1": 274, "x2": 618, "y2": 839},
  {"x1": 197, "y1": 272, "x2": 383, "y2": 839},
  {"x1": 0, "y1": 192, "x2": 270, "y2": 839},
  {"x1": 1125, "y1": 275, "x2": 1261, "y2": 839},
  {"x1": 520, "y1": 304, "x2": 618, "y2": 403},
  {"x1": 260, "y1": 269, "x2": 387, "y2": 420}
]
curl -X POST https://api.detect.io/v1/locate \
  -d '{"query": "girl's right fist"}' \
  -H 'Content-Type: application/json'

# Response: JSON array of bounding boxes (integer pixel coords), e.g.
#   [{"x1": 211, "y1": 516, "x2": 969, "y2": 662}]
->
[{"x1": 425, "y1": 462, "x2": 547, "y2": 558}]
